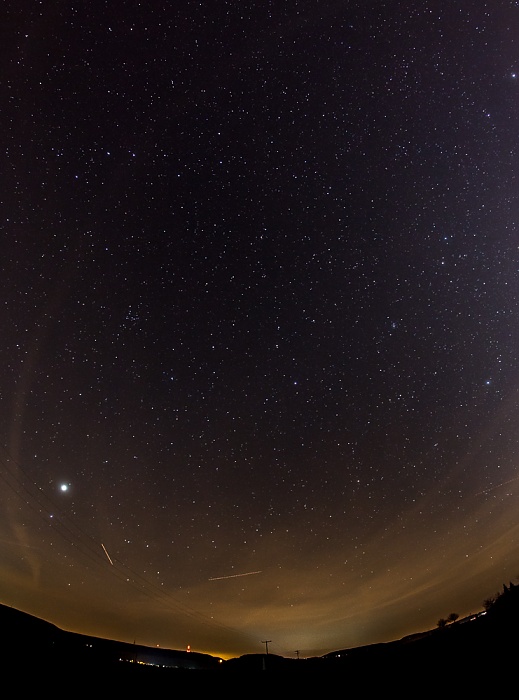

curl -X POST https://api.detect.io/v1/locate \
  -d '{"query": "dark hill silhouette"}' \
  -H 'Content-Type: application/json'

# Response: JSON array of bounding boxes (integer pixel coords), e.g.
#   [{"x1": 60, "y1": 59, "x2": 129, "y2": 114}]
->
[
  {"x1": 0, "y1": 603, "x2": 221, "y2": 672},
  {"x1": 1, "y1": 583, "x2": 518, "y2": 690}
]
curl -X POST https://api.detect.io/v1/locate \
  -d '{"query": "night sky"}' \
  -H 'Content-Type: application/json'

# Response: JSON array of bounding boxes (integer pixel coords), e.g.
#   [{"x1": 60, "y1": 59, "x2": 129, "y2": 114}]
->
[{"x1": 1, "y1": 1, "x2": 519, "y2": 660}]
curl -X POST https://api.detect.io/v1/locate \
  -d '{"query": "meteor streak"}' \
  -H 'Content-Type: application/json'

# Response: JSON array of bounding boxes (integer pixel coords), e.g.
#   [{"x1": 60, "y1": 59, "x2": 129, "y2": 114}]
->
[
  {"x1": 208, "y1": 570, "x2": 262, "y2": 581},
  {"x1": 101, "y1": 543, "x2": 114, "y2": 565}
]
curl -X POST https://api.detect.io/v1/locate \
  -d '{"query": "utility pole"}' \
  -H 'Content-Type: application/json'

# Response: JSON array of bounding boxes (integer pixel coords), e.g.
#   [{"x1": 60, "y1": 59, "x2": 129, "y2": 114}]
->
[{"x1": 261, "y1": 640, "x2": 271, "y2": 655}]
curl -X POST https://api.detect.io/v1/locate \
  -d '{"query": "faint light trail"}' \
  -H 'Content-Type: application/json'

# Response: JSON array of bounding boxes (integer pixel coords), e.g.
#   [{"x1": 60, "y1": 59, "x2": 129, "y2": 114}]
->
[
  {"x1": 475, "y1": 476, "x2": 519, "y2": 496},
  {"x1": 0, "y1": 538, "x2": 39, "y2": 549},
  {"x1": 101, "y1": 543, "x2": 114, "y2": 565},
  {"x1": 208, "y1": 570, "x2": 262, "y2": 581}
]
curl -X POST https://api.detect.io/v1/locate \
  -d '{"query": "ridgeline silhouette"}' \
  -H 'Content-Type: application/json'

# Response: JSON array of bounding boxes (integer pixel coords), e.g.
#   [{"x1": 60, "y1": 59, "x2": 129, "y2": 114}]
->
[{"x1": 1, "y1": 582, "x2": 517, "y2": 689}]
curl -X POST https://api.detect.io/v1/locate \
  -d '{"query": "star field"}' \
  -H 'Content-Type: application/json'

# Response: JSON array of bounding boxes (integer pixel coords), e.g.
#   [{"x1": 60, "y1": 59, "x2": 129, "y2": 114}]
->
[{"x1": 1, "y1": 1, "x2": 519, "y2": 659}]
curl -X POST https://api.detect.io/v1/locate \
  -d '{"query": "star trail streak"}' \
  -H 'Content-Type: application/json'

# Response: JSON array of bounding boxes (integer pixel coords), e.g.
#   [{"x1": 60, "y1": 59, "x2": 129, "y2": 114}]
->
[
  {"x1": 208, "y1": 571, "x2": 262, "y2": 582},
  {"x1": 101, "y1": 544, "x2": 114, "y2": 566}
]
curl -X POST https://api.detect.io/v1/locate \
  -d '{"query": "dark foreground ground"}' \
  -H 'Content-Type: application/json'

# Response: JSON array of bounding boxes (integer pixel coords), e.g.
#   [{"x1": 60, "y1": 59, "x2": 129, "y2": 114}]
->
[{"x1": 1, "y1": 593, "x2": 517, "y2": 693}]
